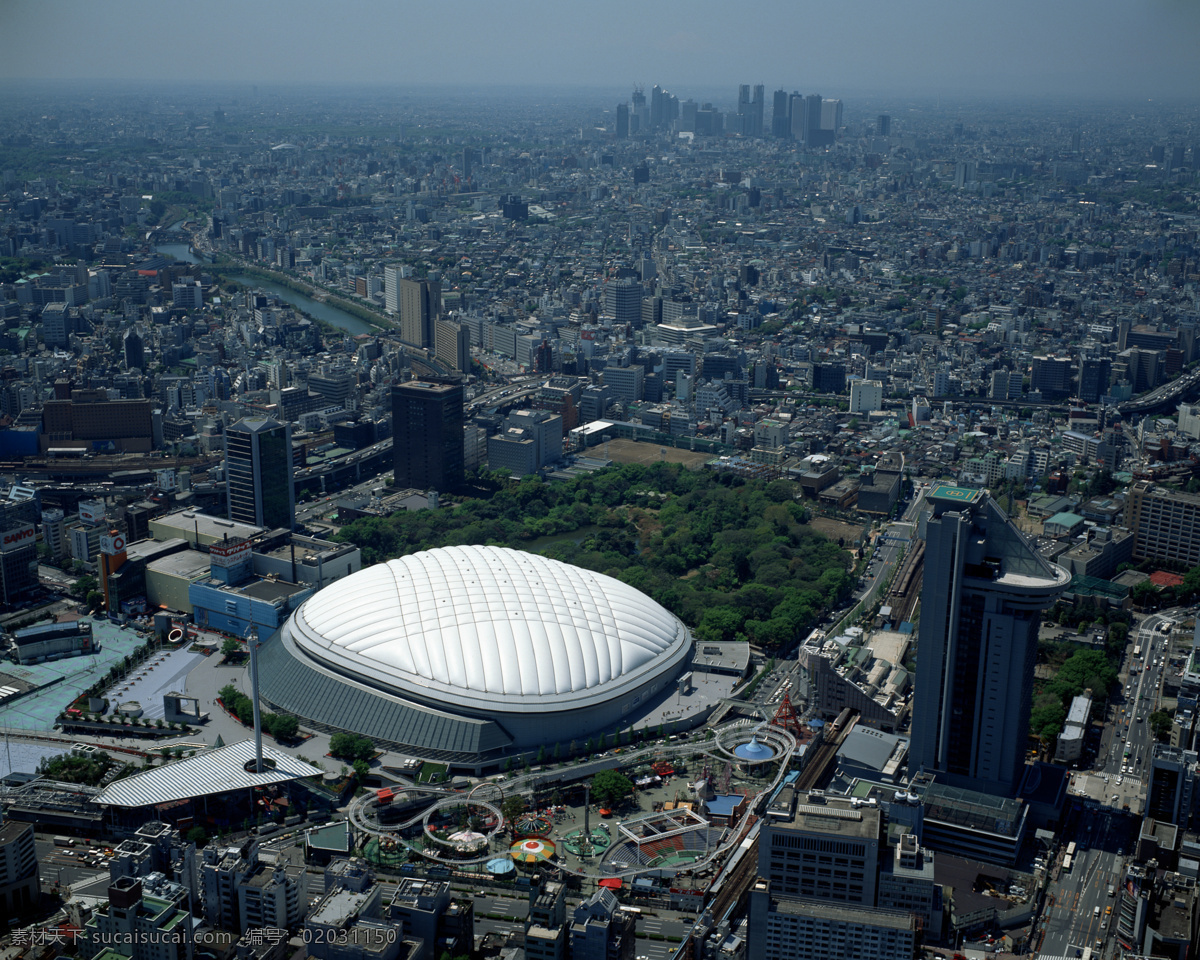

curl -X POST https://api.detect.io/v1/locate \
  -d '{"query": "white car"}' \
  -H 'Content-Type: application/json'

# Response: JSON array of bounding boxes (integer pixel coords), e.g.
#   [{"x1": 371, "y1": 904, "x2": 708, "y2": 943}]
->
[{"x1": 1117, "y1": 776, "x2": 1123, "y2": 785}]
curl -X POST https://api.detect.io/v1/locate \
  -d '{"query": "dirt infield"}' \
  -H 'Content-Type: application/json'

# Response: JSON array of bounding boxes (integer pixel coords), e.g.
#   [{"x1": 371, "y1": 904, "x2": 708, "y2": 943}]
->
[
  {"x1": 809, "y1": 516, "x2": 866, "y2": 543},
  {"x1": 602, "y1": 438, "x2": 714, "y2": 469}
]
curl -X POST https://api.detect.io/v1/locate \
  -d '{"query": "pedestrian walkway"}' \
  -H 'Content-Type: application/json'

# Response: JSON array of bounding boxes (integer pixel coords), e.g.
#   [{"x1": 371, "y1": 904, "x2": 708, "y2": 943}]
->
[{"x1": 107, "y1": 647, "x2": 205, "y2": 719}]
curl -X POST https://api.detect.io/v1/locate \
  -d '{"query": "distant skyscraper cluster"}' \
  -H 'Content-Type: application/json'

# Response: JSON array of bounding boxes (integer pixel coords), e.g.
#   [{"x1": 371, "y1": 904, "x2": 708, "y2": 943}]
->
[{"x1": 612, "y1": 84, "x2": 842, "y2": 143}]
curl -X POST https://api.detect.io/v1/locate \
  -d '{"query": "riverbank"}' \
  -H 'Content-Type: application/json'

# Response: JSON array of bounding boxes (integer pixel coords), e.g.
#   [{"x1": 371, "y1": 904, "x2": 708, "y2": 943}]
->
[{"x1": 214, "y1": 260, "x2": 392, "y2": 336}]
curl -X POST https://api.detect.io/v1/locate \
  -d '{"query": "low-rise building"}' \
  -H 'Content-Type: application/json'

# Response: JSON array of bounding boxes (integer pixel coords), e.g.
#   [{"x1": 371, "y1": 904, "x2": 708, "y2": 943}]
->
[
  {"x1": 1054, "y1": 692, "x2": 1092, "y2": 764},
  {"x1": 82, "y1": 875, "x2": 193, "y2": 960},
  {"x1": 569, "y1": 888, "x2": 635, "y2": 960},
  {"x1": 878, "y1": 834, "x2": 943, "y2": 938}
]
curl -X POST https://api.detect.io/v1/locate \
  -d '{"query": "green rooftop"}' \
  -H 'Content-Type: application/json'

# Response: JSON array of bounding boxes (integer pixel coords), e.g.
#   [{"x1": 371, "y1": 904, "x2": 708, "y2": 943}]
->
[{"x1": 306, "y1": 820, "x2": 351, "y2": 852}]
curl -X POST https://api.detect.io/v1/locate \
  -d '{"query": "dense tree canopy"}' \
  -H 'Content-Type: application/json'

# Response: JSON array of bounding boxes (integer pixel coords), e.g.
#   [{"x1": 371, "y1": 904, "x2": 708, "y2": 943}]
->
[
  {"x1": 1030, "y1": 648, "x2": 1119, "y2": 740},
  {"x1": 329, "y1": 733, "x2": 376, "y2": 763},
  {"x1": 335, "y1": 464, "x2": 854, "y2": 650},
  {"x1": 591, "y1": 769, "x2": 634, "y2": 808},
  {"x1": 37, "y1": 752, "x2": 120, "y2": 786},
  {"x1": 1150, "y1": 710, "x2": 1174, "y2": 742},
  {"x1": 218, "y1": 684, "x2": 299, "y2": 742}
]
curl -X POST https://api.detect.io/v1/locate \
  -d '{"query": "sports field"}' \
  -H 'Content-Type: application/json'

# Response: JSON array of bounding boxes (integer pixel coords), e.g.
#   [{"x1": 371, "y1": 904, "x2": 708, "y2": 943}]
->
[{"x1": 602, "y1": 438, "x2": 713, "y2": 468}]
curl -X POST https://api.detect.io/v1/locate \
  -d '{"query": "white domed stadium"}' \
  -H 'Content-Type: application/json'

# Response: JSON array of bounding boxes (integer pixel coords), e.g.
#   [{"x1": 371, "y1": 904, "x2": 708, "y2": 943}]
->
[{"x1": 258, "y1": 545, "x2": 693, "y2": 768}]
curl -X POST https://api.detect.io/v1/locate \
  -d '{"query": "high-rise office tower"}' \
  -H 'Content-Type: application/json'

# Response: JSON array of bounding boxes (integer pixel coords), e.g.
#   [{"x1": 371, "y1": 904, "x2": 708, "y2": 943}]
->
[
  {"x1": 910, "y1": 485, "x2": 1068, "y2": 797},
  {"x1": 1030, "y1": 355, "x2": 1073, "y2": 401},
  {"x1": 805, "y1": 93, "x2": 826, "y2": 145},
  {"x1": 615, "y1": 102, "x2": 629, "y2": 138},
  {"x1": 751, "y1": 84, "x2": 765, "y2": 137},
  {"x1": 789, "y1": 93, "x2": 808, "y2": 141},
  {"x1": 462, "y1": 147, "x2": 480, "y2": 180},
  {"x1": 123, "y1": 328, "x2": 144, "y2": 370},
  {"x1": 680, "y1": 99, "x2": 698, "y2": 133},
  {"x1": 631, "y1": 85, "x2": 647, "y2": 133},
  {"x1": 988, "y1": 369, "x2": 1012, "y2": 401},
  {"x1": 953, "y1": 161, "x2": 977, "y2": 189},
  {"x1": 383, "y1": 264, "x2": 408, "y2": 314},
  {"x1": 651, "y1": 85, "x2": 674, "y2": 130},
  {"x1": 820, "y1": 98, "x2": 843, "y2": 135},
  {"x1": 1145, "y1": 744, "x2": 1197, "y2": 825},
  {"x1": 1078, "y1": 357, "x2": 1111, "y2": 403},
  {"x1": 434, "y1": 319, "x2": 470, "y2": 374},
  {"x1": 737, "y1": 84, "x2": 751, "y2": 121},
  {"x1": 772, "y1": 89, "x2": 790, "y2": 137},
  {"x1": 604, "y1": 277, "x2": 642, "y2": 326},
  {"x1": 399, "y1": 277, "x2": 440, "y2": 349},
  {"x1": 738, "y1": 84, "x2": 765, "y2": 137},
  {"x1": 878, "y1": 114, "x2": 891, "y2": 136},
  {"x1": 812, "y1": 361, "x2": 846, "y2": 394},
  {"x1": 747, "y1": 793, "x2": 918, "y2": 960},
  {"x1": 1126, "y1": 481, "x2": 1200, "y2": 567},
  {"x1": 391, "y1": 378, "x2": 464, "y2": 492},
  {"x1": 225, "y1": 416, "x2": 295, "y2": 531}
]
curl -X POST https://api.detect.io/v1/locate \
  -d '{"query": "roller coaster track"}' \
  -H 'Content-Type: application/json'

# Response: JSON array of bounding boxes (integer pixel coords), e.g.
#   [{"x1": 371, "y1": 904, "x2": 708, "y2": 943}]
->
[{"x1": 346, "y1": 719, "x2": 802, "y2": 879}]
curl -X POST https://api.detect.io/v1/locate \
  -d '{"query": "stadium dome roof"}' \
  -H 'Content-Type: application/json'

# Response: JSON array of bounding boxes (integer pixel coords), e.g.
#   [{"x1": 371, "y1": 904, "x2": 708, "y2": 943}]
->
[{"x1": 285, "y1": 545, "x2": 690, "y2": 714}]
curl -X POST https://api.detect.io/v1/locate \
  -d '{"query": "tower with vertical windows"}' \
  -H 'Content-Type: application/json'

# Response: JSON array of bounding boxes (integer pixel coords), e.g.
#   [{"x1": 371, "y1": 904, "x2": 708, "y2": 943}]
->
[
  {"x1": 224, "y1": 416, "x2": 295, "y2": 531},
  {"x1": 391, "y1": 378, "x2": 464, "y2": 492},
  {"x1": 910, "y1": 485, "x2": 1068, "y2": 797},
  {"x1": 400, "y1": 277, "x2": 440, "y2": 349},
  {"x1": 772, "y1": 89, "x2": 790, "y2": 137}
]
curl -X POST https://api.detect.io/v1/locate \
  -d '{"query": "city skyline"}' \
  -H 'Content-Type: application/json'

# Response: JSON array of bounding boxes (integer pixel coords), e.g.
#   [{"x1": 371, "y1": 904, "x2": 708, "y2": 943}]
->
[{"x1": 1, "y1": 0, "x2": 1199, "y2": 100}]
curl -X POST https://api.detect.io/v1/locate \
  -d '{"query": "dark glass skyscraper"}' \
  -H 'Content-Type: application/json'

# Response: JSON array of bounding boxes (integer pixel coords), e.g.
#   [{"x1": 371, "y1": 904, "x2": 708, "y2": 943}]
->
[
  {"x1": 772, "y1": 89, "x2": 790, "y2": 137},
  {"x1": 910, "y1": 486, "x2": 1068, "y2": 797},
  {"x1": 812, "y1": 361, "x2": 846, "y2": 394},
  {"x1": 123, "y1": 328, "x2": 144, "y2": 370},
  {"x1": 225, "y1": 416, "x2": 295, "y2": 530},
  {"x1": 391, "y1": 378, "x2": 464, "y2": 493}
]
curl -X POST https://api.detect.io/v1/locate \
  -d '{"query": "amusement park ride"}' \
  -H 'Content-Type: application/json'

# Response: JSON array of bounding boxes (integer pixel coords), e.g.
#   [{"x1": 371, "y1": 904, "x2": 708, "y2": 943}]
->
[{"x1": 347, "y1": 703, "x2": 812, "y2": 881}]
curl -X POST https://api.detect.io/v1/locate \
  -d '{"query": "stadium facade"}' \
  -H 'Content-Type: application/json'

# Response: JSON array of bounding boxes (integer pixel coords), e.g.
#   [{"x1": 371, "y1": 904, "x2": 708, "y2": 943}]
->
[{"x1": 258, "y1": 545, "x2": 694, "y2": 770}]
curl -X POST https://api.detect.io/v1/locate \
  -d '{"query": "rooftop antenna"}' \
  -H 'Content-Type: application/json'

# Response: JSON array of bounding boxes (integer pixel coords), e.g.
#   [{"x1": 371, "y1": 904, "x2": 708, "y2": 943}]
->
[{"x1": 247, "y1": 626, "x2": 264, "y2": 773}]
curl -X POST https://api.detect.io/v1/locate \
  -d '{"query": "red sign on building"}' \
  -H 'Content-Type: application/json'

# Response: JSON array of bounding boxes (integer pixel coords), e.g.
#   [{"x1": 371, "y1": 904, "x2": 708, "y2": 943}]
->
[{"x1": 0, "y1": 524, "x2": 35, "y2": 553}]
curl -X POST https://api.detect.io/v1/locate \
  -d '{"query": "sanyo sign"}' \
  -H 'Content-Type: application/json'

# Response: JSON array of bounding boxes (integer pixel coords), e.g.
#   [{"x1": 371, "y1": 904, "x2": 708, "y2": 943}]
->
[{"x1": 1, "y1": 523, "x2": 35, "y2": 553}]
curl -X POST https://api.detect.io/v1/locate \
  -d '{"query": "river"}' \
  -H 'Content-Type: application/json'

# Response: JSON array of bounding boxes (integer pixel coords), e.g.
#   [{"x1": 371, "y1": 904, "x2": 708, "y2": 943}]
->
[
  {"x1": 152, "y1": 227, "x2": 380, "y2": 336},
  {"x1": 154, "y1": 220, "x2": 204, "y2": 263},
  {"x1": 223, "y1": 274, "x2": 379, "y2": 337},
  {"x1": 154, "y1": 242, "x2": 204, "y2": 264}
]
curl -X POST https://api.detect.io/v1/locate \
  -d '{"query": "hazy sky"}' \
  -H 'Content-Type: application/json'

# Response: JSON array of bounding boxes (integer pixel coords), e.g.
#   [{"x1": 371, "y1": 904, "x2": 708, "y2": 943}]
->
[{"x1": 3, "y1": 0, "x2": 1199, "y2": 101}]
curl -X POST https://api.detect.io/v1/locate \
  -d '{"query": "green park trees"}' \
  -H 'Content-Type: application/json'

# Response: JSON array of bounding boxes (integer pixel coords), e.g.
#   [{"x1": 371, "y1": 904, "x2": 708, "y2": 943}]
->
[
  {"x1": 329, "y1": 733, "x2": 376, "y2": 764},
  {"x1": 590, "y1": 769, "x2": 633, "y2": 809},
  {"x1": 1030, "y1": 648, "x2": 1120, "y2": 741},
  {"x1": 217, "y1": 684, "x2": 300, "y2": 742},
  {"x1": 335, "y1": 464, "x2": 854, "y2": 652}
]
